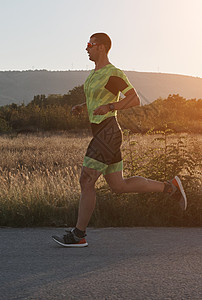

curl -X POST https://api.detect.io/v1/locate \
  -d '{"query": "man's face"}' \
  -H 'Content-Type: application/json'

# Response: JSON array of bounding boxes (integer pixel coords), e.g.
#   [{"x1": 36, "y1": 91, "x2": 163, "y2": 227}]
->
[{"x1": 86, "y1": 37, "x2": 100, "y2": 62}]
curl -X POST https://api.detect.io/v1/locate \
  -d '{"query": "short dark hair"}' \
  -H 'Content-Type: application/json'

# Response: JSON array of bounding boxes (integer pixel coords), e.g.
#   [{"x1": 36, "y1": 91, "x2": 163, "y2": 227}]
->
[{"x1": 90, "y1": 32, "x2": 112, "y2": 53}]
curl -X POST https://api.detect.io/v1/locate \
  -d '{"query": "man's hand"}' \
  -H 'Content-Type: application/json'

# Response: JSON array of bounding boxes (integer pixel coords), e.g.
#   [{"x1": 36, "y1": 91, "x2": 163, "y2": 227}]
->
[
  {"x1": 71, "y1": 104, "x2": 85, "y2": 115},
  {"x1": 93, "y1": 104, "x2": 110, "y2": 115}
]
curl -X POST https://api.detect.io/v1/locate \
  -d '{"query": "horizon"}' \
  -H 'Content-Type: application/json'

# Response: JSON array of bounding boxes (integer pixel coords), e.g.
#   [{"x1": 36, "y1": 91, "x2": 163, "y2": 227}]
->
[{"x1": 0, "y1": 68, "x2": 201, "y2": 79}]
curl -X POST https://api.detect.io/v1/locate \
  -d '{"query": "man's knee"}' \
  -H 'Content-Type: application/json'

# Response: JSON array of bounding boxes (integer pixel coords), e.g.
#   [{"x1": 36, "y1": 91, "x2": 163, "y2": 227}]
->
[
  {"x1": 79, "y1": 168, "x2": 98, "y2": 190},
  {"x1": 79, "y1": 174, "x2": 93, "y2": 190},
  {"x1": 109, "y1": 182, "x2": 125, "y2": 194}
]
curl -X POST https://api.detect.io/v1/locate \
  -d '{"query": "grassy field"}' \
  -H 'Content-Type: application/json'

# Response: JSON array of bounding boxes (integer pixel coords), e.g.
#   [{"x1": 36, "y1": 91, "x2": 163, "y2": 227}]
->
[{"x1": 0, "y1": 130, "x2": 201, "y2": 227}]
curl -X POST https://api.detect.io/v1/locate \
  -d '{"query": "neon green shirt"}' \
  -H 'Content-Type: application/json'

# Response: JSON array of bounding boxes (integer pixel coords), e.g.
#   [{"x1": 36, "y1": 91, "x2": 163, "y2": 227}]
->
[{"x1": 84, "y1": 63, "x2": 134, "y2": 124}]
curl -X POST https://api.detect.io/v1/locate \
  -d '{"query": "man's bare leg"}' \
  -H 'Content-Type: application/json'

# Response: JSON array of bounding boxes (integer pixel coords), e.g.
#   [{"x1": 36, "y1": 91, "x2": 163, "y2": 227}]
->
[
  {"x1": 104, "y1": 171, "x2": 187, "y2": 210},
  {"x1": 52, "y1": 166, "x2": 101, "y2": 247},
  {"x1": 104, "y1": 171, "x2": 164, "y2": 194},
  {"x1": 76, "y1": 166, "x2": 102, "y2": 231}
]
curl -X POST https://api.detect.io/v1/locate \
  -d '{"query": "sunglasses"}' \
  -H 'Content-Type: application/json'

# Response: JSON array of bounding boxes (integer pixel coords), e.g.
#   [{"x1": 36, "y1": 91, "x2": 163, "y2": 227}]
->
[{"x1": 87, "y1": 42, "x2": 99, "y2": 48}]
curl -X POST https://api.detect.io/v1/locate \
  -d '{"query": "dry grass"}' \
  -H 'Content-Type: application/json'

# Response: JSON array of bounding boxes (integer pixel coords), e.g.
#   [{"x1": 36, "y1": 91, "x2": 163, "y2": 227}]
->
[
  {"x1": 0, "y1": 131, "x2": 201, "y2": 227},
  {"x1": 0, "y1": 131, "x2": 90, "y2": 226}
]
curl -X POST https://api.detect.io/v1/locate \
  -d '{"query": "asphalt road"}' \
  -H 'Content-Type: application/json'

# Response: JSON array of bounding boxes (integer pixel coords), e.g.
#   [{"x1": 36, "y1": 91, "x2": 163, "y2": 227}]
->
[{"x1": 0, "y1": 227, "x2": 202, "y2": 300}]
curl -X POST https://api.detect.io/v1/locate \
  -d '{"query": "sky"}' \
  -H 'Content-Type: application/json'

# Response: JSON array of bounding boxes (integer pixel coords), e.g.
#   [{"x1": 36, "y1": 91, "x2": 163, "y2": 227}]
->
[{"x1": 0, "y1": 0, "x2": 202, "y2": 78}]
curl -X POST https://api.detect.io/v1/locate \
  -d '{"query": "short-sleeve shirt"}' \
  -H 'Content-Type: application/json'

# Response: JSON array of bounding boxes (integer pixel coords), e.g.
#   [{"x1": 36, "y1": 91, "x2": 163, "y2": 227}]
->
[{"x1": 84, "y1": 64, "x2": 134, "y2": 124}]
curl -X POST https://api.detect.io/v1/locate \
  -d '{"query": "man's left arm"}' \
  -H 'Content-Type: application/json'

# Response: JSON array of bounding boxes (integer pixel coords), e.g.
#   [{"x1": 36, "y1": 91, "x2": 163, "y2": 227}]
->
[
  {"x1": 93, "y1": 89, "x2": 140, "y2": 115},
  {"x1": 112, "y1": 88, "x2": 140, "y2": 111}
]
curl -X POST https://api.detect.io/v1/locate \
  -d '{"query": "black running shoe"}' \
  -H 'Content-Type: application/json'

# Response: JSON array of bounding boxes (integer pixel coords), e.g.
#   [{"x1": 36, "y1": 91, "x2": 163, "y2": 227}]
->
[{"x1": 52, "y1": 229, "x2": 88, "y2": 247}]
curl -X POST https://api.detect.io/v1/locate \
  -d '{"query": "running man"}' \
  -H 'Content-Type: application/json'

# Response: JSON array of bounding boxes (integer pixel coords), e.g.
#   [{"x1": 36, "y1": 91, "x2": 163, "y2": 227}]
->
[{"x1": 52, "y1": 33, "x2": 187, "y2": 247}]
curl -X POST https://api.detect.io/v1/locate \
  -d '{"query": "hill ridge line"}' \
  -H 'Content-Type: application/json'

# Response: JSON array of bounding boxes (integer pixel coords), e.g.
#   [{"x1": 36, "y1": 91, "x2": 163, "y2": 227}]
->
[{"x1": 0, "y1": 70, "x2": 202, "y2": 106}]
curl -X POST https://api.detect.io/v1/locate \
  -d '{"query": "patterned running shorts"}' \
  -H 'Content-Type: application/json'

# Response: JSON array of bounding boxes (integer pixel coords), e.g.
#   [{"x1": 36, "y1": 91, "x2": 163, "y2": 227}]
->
[{"x1": 83, "y1": 117, "x2": 123, "y2": 175}]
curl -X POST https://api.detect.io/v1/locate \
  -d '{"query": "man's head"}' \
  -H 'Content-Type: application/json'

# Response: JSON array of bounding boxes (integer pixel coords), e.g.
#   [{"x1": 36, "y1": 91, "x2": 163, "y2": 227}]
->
[
  {"x1": 86, "y1": 33, "x2": 112, "y2": 62},
  {"x1": 90, "y1": 33, "x2": 111, "y2": 54}
]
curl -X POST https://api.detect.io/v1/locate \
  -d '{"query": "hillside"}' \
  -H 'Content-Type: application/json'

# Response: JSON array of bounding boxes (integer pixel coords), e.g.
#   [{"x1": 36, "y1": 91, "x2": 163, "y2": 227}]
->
[{"x1": 0, "y1": 70, "x2": 202, "y2": 106}]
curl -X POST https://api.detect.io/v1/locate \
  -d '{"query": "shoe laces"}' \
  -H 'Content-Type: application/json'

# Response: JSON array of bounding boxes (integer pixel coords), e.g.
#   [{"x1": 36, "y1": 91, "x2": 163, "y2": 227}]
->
[{"x1": 64, "y1": 230, "x2": 86, "y2": 242}]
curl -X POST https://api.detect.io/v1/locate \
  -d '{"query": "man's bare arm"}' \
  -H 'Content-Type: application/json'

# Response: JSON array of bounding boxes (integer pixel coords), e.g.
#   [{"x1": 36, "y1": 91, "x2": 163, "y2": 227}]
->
[
  {"x1": 113, "y1": 89, "x2": 140, "y2": 110},
  {"x1": 93, "y1": 89, "x2": 140, "y2": 115}
]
